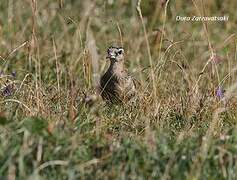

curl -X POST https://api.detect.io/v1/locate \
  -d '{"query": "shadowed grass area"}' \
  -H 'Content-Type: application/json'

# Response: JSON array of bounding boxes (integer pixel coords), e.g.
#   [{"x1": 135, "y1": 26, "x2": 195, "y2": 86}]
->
[{"x1": 1, "y1": 0, "x2": 237, "y2": 179}]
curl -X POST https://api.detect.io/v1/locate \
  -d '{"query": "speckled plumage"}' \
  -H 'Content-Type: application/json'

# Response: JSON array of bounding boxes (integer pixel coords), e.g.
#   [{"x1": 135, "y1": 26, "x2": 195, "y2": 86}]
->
[{"x1": 99, "y1": 46, "x2": 136, "y2": 103}]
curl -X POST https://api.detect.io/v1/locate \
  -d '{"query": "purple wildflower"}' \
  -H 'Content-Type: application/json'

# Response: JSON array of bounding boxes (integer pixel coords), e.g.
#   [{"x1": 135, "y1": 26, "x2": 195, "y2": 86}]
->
[
  {"x1": 0, "y1": 71, "x2": 3, "y2": 77},
  {"x1": 2, "y1": 85, "x2": 13, "y2": 97},
  {"x1": 11, "y1": 71, "x2": 16, "y2": 78},
  {"x1": 216, "y1": 87, "x2": 224, "y2": 99}
]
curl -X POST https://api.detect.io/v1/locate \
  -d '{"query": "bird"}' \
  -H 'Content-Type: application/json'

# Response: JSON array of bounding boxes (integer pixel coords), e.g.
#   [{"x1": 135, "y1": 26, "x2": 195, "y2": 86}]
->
[{"x1": 99, "y1": 46, "x2": 136, "y2": 104}]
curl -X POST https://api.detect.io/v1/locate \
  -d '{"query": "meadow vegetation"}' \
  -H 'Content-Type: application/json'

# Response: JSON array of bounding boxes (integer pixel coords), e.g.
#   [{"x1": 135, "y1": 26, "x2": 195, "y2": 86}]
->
[{"x1": 0, "y1": 0, "x2": 237, "y2": 179}]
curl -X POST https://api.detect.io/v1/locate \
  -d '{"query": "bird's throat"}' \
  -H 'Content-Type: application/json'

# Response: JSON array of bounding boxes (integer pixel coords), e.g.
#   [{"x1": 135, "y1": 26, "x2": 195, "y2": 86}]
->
[{"x1": 109, "y1": 61, "x2": 125, "y2": 76}]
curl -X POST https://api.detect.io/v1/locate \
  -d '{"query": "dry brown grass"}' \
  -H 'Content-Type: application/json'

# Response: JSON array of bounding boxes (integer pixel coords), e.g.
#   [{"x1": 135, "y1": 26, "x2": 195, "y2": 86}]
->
[{"x1": 0, "y1": 0, "x2": 237, "y2": 179}]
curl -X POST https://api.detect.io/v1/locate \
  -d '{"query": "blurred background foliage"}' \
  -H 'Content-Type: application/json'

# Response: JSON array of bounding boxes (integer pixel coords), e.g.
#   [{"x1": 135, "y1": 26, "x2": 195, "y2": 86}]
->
[{"x1": 0, "y1": 0, "x2": 237, "y2": 179}]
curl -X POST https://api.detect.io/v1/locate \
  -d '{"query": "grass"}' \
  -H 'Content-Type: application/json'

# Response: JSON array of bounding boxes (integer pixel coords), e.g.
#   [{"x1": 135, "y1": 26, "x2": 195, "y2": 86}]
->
[{"x1": 1, "y1": 0, "x2": 237, "y2": 179}]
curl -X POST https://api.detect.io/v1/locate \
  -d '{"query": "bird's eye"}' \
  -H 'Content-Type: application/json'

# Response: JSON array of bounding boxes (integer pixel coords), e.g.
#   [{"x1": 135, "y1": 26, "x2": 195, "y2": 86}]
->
[{"x1": 117, "y1": 49, "x2": 124, "y2": 55}]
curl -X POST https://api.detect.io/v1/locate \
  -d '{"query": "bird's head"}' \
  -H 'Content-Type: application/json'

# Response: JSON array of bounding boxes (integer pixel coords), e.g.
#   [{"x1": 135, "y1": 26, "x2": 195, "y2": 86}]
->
[{"x1": 106, "y1": 46, "x2": 124, "y2": 62}]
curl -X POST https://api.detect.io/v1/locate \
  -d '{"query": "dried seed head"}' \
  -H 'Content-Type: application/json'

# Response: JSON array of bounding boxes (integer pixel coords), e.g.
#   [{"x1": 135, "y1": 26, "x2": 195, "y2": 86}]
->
[{"x1": 210, "y1": 53, "x2": 223, "y2": 64}]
